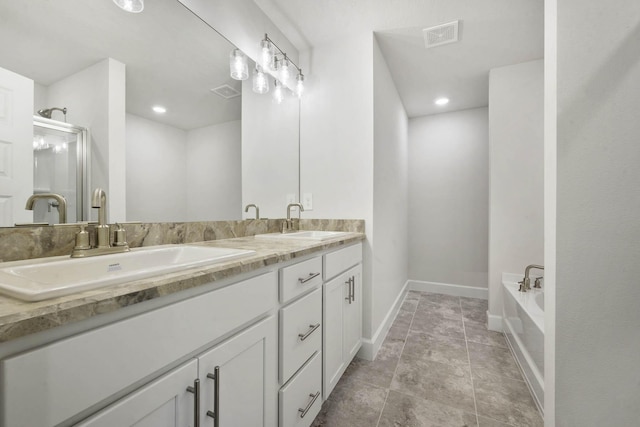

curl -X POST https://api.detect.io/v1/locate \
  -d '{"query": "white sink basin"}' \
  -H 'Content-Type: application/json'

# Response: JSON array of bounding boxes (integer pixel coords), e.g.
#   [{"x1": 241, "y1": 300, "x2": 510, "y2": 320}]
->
[
  {"x1": 255, "y1": 231, "x2": 349, "y2": 241},
  {"x1": 0, "y1": 245, "x2": 255, "y2": 302}
]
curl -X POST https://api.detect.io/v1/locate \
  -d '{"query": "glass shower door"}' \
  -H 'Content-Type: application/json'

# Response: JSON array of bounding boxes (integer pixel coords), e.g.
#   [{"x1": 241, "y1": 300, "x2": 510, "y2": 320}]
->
[{"x1": 32, "y1": 117, "x2": 87, "y2": 224}]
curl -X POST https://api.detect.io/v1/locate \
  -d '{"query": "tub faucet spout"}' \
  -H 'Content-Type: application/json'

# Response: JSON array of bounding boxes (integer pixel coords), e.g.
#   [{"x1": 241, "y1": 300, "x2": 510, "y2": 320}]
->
[{"x1": 519, "y1": 264, "x2": 544, "y2": 292}]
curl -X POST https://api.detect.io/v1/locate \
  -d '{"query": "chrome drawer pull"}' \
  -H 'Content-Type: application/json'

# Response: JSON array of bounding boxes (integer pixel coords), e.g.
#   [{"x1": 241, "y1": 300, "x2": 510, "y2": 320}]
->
[
  {"x1": 298, "y1": 323, "x2": 320, "y2": 341},
  {"x1": 186, "y1": 379, "x2": 200, "y2": 427},
  {"x1": 206, "y1": 367, "x2": 220, "y2": 427},
  {"x1": 298, "y1": 391, "x2": 320, "y2": 418},
  {"x1": 298, "y1": 272, "x2": 320, "y2": 284}
]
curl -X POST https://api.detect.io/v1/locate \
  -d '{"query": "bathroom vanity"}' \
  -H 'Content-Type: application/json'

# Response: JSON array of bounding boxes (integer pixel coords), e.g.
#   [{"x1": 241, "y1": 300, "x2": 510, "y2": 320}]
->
[{"x1": 0, "y1": 234, "x2": 363, "y2": 427}]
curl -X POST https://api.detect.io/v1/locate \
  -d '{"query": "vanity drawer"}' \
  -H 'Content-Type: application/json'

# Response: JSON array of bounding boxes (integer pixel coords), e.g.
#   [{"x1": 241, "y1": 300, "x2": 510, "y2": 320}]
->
[
  {"x1": 279, "y1": 256, "x2": 322, "y2": 303},
  {"x1": 279, "y1": 351, "x2": 322, "y2": 427},
  {"x1": 323, "y1": 242, "x2": 362, "y2": 281},
  {"x1": 279, "y1": 287, "x2": 322, "y2": 383}
]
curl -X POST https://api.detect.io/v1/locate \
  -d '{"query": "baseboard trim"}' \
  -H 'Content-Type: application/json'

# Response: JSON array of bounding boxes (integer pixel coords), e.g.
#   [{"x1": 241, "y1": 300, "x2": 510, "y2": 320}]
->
[
  {"x1": 357, "y1": 280, "x2": 409, "y2": 361},
  {"x1": 487, "y1": 313, "x2": 503, "y2": 332},
  {"x1": 407, "y1": 280, "x2": 488, "y2": 300}
]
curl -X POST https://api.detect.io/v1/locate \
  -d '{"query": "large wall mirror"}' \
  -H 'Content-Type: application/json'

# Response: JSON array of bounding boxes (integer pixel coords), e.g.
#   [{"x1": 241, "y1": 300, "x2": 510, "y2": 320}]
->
[{"x1": 0, "y1": 0, "x2": 300, "y2": 227}]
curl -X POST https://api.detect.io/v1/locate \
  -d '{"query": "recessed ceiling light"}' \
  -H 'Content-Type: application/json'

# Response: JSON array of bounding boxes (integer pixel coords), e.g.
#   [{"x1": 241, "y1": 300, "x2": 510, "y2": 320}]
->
[
  {"x1": 152, "y1": 105, "x2": 167, "y2": 114},
  {"x1": 113, "y1": 0, "x2": 144, "y2": 13},
  {"x1": 434, "y1": 97, "x2": 449, "y2": 106}
]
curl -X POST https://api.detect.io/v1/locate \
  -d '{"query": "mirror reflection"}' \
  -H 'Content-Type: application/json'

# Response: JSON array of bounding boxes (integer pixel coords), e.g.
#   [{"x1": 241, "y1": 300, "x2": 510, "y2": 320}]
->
[{"x1": 0, "y1": 0, "x2": 299, "y2": 227}]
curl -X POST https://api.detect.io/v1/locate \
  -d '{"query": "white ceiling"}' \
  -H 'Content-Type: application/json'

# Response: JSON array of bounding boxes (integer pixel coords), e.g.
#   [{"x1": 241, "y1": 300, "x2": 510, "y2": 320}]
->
[
  {"x1": 256, "y1": 0, "x2": 544, "y2": 117},
  {"x1": 0, "y1": 0, "x2": 241, "y2": 130}
]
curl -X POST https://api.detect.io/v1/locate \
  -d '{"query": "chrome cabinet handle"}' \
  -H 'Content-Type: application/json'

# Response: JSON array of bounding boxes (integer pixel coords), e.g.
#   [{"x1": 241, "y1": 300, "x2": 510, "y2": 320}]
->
[
  {"x1": 298, "y1": 323, "x2": 320, "y2": 341},
  {"x1": 206, "y1": 367, "x2": 220, "y2": 427},
  {"x1": 186, "y1": 379, "x2": 200, "y2": 427},
  {"x1": 298, "y1": 272, "x2": 320, "y2": 284},
  {"x1": 345, "y1": 277, "x2": 352, "y2": 304},
  {"x1": 298, "y1": 391, "x2": 320, "y2": 418},
  {"x1": 350, "y1": 276, "x2": 355, "y2": 302}
]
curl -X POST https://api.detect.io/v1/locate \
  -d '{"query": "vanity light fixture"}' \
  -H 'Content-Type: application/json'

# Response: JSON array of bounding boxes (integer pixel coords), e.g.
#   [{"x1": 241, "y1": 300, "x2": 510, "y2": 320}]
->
[
  {"x1": 229, "y1": 49, "x2": 249, "y2": 81},
  {"x1": 258, "y1": 34, "x2": 305, "y2": 101},
  {"x1": 252, "y1": 64, "x2": 269, "y2": 94},
  {"x1": 113, "y1": 0, "x2": 144, "y2": 13},
  {"x1": 152, "y1": 105, "x2": 167, "y2": 114},
  {"x1": 434, "y1": 97, "x2": 450, "y2": 106}
]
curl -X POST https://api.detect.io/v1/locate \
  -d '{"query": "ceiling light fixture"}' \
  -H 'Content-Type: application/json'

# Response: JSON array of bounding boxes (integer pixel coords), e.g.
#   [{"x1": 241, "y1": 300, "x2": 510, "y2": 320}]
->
[
  {"x1": 229, "y1": 49, "x2": 249, "y2": 81},
  {"x1": 152, "y1": 105, "x2": 167, "y2": 114},
  {"x1": 434, "y1": 97, "x2": 450, "y2": 106},
  {"x1": 113, "y1": 0, "x2": 144, "y2": 13}
]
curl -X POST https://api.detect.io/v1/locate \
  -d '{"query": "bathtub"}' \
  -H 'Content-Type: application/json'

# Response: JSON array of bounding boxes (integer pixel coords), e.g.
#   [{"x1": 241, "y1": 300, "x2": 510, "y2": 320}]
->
[{"x1": 502, "y1": 273, "x2": 544, "y2": 413}]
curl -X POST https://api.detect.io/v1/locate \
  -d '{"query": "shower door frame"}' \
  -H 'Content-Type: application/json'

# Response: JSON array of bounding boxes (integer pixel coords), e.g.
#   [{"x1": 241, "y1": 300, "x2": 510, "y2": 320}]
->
[{"x1": 33, "y1": 116, "x2": 88, "y2": 222}]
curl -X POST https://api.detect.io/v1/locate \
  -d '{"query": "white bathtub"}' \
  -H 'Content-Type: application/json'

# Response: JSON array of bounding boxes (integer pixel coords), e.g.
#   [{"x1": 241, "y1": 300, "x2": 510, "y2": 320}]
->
[{"x1": 502, "y1": 273, "x2": 544, "y2": 413}]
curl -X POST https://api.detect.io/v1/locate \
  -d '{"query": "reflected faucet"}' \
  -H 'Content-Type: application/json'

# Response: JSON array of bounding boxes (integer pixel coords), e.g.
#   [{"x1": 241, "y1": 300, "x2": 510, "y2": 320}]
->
[
  {"x1": 244, "y1": 204, "x2": 259, "y2": 220},
  {"x1": 282, "y1": 203, "x2": 304, "y2": 233},
  {"x1": 519, "y1": 264, "x2": 544, "y2": 292},
  {"x1": 25, "y1": 193, "x2": 67, "y2": 224}
]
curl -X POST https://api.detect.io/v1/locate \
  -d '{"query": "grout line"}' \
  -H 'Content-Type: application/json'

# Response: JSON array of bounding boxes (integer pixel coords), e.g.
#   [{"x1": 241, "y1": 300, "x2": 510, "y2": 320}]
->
[
  {"x1": 376, "y1": 292, "x2": 417, "y2": 427},
  {"x1": 461, "y1": 296, "x2": 481, "y2": 427}
]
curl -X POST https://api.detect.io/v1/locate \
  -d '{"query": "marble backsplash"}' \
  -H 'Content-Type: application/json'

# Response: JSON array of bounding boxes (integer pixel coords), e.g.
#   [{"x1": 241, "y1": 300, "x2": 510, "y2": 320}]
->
[{"x1": 0, "y1": 219, "x2": 365, "y2": 263}]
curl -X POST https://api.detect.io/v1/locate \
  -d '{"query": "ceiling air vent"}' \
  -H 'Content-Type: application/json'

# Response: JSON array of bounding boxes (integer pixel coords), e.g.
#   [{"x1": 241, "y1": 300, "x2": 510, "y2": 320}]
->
[
  {"x1": 423, "y1": 20, "x2": 460, "y2": 49},
  {"x1": 210, "y1": 84, "x2": 241, "y2": 99}
]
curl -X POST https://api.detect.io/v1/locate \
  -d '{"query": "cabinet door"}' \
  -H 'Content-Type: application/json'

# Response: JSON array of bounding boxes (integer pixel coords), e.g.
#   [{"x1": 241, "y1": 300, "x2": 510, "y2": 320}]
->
[
  {"x1": 343, "y1": 265, "x2": 363, "y2": 362},
  {"x1": 198, "y1": 316, "x2": 277, "y2": 427},
  {"x1": 322, "y1": 272, "x2": 348, "y2": 398},
  {"x1": 77, "y1": 360, "x2": 198, "y2": 427}
]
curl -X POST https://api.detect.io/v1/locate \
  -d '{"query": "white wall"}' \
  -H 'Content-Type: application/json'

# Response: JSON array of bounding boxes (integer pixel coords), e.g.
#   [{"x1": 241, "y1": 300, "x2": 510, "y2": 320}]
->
[
  {"x1": 487, "y1": 60, "x2": 544, "y2": 323},
  {"x1": 125, "y1": 114, "x2": 187, "y2": 222},
  {"x1": 409, "y1": 108, "x2": 489, "y2": 289},
  {"x1": 187, "y1": 120, "x2": 242, "y2": 221},
  {"x1": 299, "y1": 34, "x2": 375, "y2": 338},
  {"x1": 372, "y1": 37, "x2": 409, "y2": 342},
  {"x1": 553, "y1": 1, "x2": 640, "y2": 424},
  {"x1": 241, "y1": 78, "x2": 299, "y2": 219},
  {"x1": 46, "y1": 58, "x2": 126, "y2": 222}
]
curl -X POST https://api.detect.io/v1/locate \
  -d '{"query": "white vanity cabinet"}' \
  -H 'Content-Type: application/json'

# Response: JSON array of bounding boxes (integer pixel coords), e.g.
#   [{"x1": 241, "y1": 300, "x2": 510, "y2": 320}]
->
[
  {"x1": 277, "y1": 257, "x2": 324, "y2": 427},
  {"x1": 0, "y1": 271, "x2": 278, "y2": 427},
  {"x1": 79, "y1": 316, "x2": 277, "y2": 427},
  {"x1": 322, "y1": 243, "x2": 363, "y2": 399}
]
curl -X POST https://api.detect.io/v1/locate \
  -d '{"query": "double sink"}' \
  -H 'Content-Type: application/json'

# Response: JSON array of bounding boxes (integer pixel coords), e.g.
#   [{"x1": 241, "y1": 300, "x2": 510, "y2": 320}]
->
[{"x1": 0, "y1": 231, "x2": 349, "y2": 302}]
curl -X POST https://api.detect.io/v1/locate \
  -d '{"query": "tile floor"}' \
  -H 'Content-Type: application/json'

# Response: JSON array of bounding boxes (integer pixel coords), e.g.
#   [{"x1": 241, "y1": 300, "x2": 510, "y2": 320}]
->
[{"x1": 311, "y1": 291, "x2": 543, "y2": 427}]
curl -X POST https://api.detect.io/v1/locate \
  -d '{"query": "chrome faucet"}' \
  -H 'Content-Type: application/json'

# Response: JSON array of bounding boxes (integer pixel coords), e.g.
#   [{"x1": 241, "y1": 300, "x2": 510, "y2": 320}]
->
[
  {"x1": 71, "y1": 188, "x2": 129, "y2": 258},
  {"x1": 244, "y1": 204, "x2": 259, "y2": 219},
  {"x1": 519, "y1": 264, "x2": 544, "y2": 292},
  {"x1": 282, "y1": 203, "x2": 304, "y2": 233},
  {"x1": 25, "y1": 193, "x2": 67, "y2": 224}
]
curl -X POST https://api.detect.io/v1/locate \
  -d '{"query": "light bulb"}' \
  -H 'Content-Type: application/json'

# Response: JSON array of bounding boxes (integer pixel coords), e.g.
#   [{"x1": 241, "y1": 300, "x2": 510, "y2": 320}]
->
[
  {"x1": 434, "y1": 97, "x2": 449, "y2": 106},
  {"x1": 280, "y1": 57, "x2": 290, "y2": 85},
  {"x1": 252, "y1": 65, "x2": 269, "y2": 94},
  {"x1": 273, "y1": 80, "x2": 284, "y2": 104},
  {"x1": 260, "y1": 39, "x2": 273, "y2": 70},
  {"x1": 295, "y1": 73, "x2": 304, "y2": 99},
  {"x1": 229, "y1": 49, "x2": 248, "y2": 81},
  {"x1": 113, "y1": 0, "x2": 144, "y2": 13}
]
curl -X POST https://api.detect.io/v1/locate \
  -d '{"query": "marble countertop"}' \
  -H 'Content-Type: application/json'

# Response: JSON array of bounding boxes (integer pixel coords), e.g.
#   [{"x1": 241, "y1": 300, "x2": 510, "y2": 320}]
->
[{"x1": 0, "y1": 233, "x2": 365, "y2": 343}]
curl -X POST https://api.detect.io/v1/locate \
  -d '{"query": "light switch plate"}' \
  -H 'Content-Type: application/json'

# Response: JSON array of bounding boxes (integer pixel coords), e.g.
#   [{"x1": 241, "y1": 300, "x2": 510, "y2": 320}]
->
[
  {"x1": 286, "y1": 194, "x2": 297, "y2": 212},
  {"x1": 302, "y1": 193, "x2": 313, "y2": 210}
]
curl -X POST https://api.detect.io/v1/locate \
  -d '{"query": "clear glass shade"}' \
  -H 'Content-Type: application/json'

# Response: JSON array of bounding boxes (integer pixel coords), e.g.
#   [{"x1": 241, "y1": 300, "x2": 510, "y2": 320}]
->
[
  {"x1": 295, "y1": 73, "x2": 304, "y2": 99},
  {"x1": 252, "y1": 65, "x2": 269, "y2": 94},
  {"x1": 273, "y1": 80, "x2": 284, "y2": 104},
  {"x1": 229, "y1": 49, "x2": 248, "y2": 81}
]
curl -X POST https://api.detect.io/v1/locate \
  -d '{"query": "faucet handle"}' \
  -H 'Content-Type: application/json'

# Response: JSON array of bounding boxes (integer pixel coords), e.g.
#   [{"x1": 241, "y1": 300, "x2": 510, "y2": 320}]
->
[
  {"x1": 74, "y1": 223, "x2": 91, "y2": 250},
  {"x1": 534, "y1": 276, "x2": 543, "y2": 288},
  {"x1": 113, "y1": 223, "x2": 128, "y2": 247}
]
